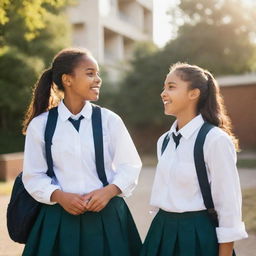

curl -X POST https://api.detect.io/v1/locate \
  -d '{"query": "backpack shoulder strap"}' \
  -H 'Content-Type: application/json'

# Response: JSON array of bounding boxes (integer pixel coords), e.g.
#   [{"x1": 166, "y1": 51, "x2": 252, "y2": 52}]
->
[
  {"x1": 44, "y1": 107, "x2": 58, "y2": 178},
  {"x1": 194, "y1": 122, "x2": 219, "y2": 224},
  {"x1": 161, "y1": 133, "x2": 170, "y2": 155},
  {"x1": 91, "y1": 105, "x2": 108, "y2": 186}
]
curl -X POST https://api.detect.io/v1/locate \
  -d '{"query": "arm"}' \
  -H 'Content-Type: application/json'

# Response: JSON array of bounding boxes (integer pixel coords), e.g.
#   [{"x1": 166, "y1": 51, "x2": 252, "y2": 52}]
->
[
  {"x1": 108, "y1": 114, "x2": 142, "y2": 197},
  {"x1": 22, "y1": 118, "x2": 61, "y2": 205},
  {"x1": 86, "y1": 113, "x2": 142, "y2": 212},
  {"x1": 205, "y1": 132, "x2": 248, "y2": 247},
  {"x1": 219, "y1": 242, "x2": 234, "y2": 256},
  {"x1": 23, "y1": 118, "x2": 87, "y2": 214}
]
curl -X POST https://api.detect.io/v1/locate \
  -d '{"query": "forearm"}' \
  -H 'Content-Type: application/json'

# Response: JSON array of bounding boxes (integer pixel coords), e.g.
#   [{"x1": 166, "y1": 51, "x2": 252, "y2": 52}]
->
[
  {"x1": 219, "y1": 242, "x2": 234, "y2": 256},
  {"x1": 106, "y1": 184, "x2": 122, "y2": 198},
  {"x1": 50, "y1": 189, "x2": 63, "y2": 203}
]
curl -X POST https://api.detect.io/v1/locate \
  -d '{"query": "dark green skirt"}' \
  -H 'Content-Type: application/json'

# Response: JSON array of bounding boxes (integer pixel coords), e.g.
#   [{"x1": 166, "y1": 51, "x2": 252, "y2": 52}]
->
[
  {"x1": 22, "y1": 197, "x2": 142, "y2": 256},
  {"x1": 140, "y1": 209, "x2": 218, "y2": 256}
]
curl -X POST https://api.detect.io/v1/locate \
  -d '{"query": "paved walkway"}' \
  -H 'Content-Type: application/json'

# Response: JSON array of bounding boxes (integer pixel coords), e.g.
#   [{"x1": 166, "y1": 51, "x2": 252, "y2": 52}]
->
[{"x1": 1, "y1": 167, "x2": 255, "y2": 256}]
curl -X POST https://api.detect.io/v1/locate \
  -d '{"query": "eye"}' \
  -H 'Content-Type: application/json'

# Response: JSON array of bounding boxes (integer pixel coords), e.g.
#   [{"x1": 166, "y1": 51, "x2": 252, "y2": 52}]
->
[
  {"x1": 168, "y1": 85, "x2": 175, "y2": 89},
  {"x1": 87, "y1": 72, "x2": 94, "y2": 76}
]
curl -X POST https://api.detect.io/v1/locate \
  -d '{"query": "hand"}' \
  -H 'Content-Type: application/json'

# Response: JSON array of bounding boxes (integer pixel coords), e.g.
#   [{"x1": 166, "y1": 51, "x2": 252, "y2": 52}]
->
[
  {"x1": 51, "y1": 190, "x2": 86, "y2": 215},
  {"x1": 84, "y1": 184, "x2": 121, "y2": 212}
]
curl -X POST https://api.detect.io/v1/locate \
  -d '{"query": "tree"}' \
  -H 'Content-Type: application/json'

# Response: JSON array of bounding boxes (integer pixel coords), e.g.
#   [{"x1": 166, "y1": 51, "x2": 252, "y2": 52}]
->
[
  {"x1": 0, "y1": 0, "x2": 67, "y2": 44},
  {"x1": 113, "y1": 0, "x2": 256, "y2": 153},
  {"x1": 166, "y1": 0, "x2": 256, "y2": 75},
  {"x1": 0, "y1": 0, "x2": 71, "y2": 153}
]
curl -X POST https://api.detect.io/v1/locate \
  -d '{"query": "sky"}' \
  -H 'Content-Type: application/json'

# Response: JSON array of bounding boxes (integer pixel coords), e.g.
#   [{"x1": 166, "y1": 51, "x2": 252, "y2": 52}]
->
[
  {"x1": 153, "y1": 0, "x2": 178, "y2": 47},
  {"x1": 153, "y1": 0, "x2": 254, "y2": 48}
]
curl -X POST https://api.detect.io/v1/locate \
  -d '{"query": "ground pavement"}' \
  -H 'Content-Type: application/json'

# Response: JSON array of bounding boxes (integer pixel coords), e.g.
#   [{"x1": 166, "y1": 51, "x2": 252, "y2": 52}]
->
[{"x1": 1, "y1": 167, "x2": 256, "y2": 256}]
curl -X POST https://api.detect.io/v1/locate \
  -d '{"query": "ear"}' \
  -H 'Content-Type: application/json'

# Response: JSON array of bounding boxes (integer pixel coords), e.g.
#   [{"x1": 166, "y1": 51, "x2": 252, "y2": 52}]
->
[
  {"x1": 61, "y1": 74, "x2": 72, "y2": 88},
  {"x1": 189, "y1": 88, "x2": 200, "y2": 100}
]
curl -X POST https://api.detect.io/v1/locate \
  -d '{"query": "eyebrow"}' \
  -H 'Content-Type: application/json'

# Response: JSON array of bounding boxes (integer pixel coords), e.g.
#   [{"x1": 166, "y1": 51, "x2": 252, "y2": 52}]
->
[
  {"x1": 167, "y1": 81, "x2": 177, "y2": 85},
  {"x1": 85, "y1": 68, "x2": 96, "y2": 71}
]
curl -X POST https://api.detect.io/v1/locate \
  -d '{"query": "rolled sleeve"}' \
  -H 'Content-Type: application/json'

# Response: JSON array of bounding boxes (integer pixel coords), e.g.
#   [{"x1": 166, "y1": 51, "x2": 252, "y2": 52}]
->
[
  {"x1": 22, "y1": 117, "x2": 61, "y2": 205},
  {"x1": 109, "y1": 114, "x2": 142, "y2": 197},
  {"x1": 205, "y1": 132, "x2": 248, "y2": 242},
  {"x1": 216, "y1": 222, "x2": 248, "y2": 243}
]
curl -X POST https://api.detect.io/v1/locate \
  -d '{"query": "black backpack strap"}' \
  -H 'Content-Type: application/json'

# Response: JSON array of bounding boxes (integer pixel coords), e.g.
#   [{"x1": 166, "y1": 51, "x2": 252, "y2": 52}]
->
[
  {"x1": 194, "y1": 122, "x2": 219, "y2": 226},
  {"x1": 91, "y1": 105, "x2": 108, "y2": 187},
  {"x1": 161, "y1": 133, "x2": 170, "y2": 155},
  {"x1": 44, "y1": 107, "x2": 58, "y2": 178}
]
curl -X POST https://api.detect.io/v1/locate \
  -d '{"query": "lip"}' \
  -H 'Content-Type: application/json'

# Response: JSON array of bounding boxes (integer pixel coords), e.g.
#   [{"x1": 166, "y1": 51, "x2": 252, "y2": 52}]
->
[
  {"x1": 162, "y1": 100, "x2": 171, "y2": 105},
  {"x1": 90, "y1": 85, "x2": 101, "y2": 89}
]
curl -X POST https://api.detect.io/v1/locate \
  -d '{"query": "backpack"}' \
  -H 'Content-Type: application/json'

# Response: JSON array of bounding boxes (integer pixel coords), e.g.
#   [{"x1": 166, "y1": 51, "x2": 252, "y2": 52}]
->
[{"x1": 7, "y1": 105, "x2": 107, "y2": 243}]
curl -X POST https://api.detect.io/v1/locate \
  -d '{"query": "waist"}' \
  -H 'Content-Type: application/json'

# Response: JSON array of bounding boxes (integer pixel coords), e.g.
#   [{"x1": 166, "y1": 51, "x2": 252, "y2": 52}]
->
[{"x1": 158, "y1": 209, "x2": 208, "y2": 219}]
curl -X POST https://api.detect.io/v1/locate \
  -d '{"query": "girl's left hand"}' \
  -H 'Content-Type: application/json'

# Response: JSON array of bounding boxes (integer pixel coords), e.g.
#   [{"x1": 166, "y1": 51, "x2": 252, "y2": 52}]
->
[{"x1": 83, "y1": 184, "x2": 121, "y2": 212}]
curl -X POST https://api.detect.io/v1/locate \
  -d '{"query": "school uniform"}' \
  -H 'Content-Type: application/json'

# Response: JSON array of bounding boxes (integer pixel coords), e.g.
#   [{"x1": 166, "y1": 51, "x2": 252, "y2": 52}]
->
[
  {"x1": 22, "y1": 100, "x2": 142, "y2": 256},
  {"x1": 141, "y1": 114, "x2": 248, "y2": 256}
]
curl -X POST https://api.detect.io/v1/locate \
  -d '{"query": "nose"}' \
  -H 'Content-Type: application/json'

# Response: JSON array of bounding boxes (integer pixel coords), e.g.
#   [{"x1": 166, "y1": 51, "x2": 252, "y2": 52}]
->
[
  {"x1": 161, "y1": 89, "x2": 166, "y2": 99},
  {"x1": 95, "y1": 74, "x2": 102, "y2": 84}
]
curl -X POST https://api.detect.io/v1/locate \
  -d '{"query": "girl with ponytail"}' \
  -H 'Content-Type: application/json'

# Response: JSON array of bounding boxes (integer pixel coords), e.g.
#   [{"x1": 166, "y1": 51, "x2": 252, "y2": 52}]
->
[
  {"x1": 21, "y1": 48, "x2": 142, "y2": 255},
  {"x1": 141, "y1": 63, "x2": 247, "y2": 256}
]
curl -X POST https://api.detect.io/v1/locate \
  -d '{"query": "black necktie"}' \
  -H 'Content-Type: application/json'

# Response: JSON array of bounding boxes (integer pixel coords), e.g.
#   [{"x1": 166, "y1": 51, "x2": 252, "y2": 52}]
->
[
  {"x1": 172, "y1": 133, "x2": 182, "y2": 148},
  {"x1": 68, "y1": 115, "x2": 84, "y2": 132}
]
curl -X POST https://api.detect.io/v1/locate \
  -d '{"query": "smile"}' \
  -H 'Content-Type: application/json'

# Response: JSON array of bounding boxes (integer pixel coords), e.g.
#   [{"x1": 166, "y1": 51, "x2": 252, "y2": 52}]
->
[{"x1": 163, "y1": 100, "x2": 172, "y2": 105}]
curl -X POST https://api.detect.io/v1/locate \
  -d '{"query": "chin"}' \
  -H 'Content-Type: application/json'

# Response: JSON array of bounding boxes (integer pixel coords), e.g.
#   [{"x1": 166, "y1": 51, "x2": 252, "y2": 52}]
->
[{"x1": 90, "y1": 95, "x2": 99, "y2": 102}]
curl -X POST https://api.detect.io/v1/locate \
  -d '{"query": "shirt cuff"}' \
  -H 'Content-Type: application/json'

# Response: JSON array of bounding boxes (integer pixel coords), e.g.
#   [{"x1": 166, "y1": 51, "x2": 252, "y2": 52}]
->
[
  {"x1": 216, "y1": 222, "x2": 248, "y2": 243},
  {"x1": 42, "y1": 185, "x2": 61, "y2": 205},
  {"x1": 111, "y1": 179, "x2": 136, "y2": 198}
]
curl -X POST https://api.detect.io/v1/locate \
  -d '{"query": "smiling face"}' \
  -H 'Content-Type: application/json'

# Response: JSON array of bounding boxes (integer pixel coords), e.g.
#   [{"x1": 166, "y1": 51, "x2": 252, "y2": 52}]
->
[
  {"x1": 161, "y1": 71, "x2": 199, "y2": 117},
  {"x1": 63, "y1": 55, "x2": 102, "y2": 102}
]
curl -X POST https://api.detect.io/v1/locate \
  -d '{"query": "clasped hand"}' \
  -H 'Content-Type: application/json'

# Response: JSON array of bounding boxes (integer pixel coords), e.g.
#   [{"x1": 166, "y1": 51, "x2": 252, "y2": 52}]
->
[{"x1": 51, "y1": 184, "x2": 121, "y2": 215}]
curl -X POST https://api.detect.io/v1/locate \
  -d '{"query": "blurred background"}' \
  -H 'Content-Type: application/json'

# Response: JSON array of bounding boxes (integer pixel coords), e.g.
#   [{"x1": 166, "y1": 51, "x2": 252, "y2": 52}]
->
[{"x1": 0, "y1": 0, "x2": 256, "y2": 255}]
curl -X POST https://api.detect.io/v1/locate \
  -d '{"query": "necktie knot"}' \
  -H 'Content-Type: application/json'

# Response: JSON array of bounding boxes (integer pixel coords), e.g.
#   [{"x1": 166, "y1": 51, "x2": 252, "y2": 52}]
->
[
  {"x1": 172, "y1": 132, "x2": 182, "y2": 148},
  {"x1": 68, "y1": 115, "x2": 84, "y2": 132}
]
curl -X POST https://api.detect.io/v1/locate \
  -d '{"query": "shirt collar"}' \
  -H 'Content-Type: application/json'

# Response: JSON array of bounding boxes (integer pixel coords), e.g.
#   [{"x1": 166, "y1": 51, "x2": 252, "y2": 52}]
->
[
  {"x1": 58, "y1": 100, "x2": 92, "y2": 121},
  {"x1": 169, "y1": 114, "x2": 204, "y2": 140}
]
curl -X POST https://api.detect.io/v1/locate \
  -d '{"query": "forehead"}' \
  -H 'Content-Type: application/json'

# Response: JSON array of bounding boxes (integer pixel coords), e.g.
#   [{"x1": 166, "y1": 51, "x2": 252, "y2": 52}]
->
[
  {"x1": 76, "y1": 55, "x2": 99, "y2": 71},
  {"x1": 165, "y1": 71, "x2": 181, "y2": 83}
]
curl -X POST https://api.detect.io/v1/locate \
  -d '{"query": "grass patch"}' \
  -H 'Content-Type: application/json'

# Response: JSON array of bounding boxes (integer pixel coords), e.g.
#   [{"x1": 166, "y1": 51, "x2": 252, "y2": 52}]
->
[
  {"x1": 242, "y1": 188, "x2": 256, "y2": 233},
  {"x1": 0, "y1": 181, "x2": 14, "y2": 195}
]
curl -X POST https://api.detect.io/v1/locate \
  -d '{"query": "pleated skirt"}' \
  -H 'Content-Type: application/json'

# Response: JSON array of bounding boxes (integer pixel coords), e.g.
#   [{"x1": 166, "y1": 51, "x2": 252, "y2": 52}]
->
[
  {"x1": 22, "y1": 197, "x2": 142, "y2": 256},
  {"x1": 140, "y1": 209, "x2": 218, "y2": 256}
]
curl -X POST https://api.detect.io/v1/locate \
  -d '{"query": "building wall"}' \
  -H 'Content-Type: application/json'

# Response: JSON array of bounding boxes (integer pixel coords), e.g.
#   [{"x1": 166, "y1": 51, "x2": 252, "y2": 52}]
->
[
  {"x1": 220, "y1": 84, "x2": 256, "y2": 149},
  {"x1": 67, "y1": 0, "x2": 153, "y2": 79}
]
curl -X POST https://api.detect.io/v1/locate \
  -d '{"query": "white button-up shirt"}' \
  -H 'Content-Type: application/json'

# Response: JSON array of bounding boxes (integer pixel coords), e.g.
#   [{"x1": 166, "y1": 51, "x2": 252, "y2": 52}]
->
[
  {"x1": 150, "y1": 114, "x2": 248, "y2": 243},
  {"x1": 22, "y1": 101, "x2": 142, "y2": 205}
]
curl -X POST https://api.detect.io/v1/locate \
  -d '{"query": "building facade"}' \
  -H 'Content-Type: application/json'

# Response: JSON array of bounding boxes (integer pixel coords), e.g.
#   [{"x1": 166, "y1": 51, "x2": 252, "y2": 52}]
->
[
  {"x1": 67, "y1": 0, "x2": 153, "y2": 79},
  {"x1": 218, "y1": 73, "x2": 256, "y2": 149}
]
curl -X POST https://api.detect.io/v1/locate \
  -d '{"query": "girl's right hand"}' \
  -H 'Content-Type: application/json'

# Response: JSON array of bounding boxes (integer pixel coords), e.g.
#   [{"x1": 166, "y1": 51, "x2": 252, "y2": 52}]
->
[{"x1": 51, "y1": 189, "x2": 86, "y2": 215}]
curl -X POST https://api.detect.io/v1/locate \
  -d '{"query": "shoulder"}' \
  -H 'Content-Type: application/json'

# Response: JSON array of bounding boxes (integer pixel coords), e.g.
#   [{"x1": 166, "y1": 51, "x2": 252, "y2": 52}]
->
[
  {"x1": 158, "y1": 131, "x2": 169, "y2": 144},
  {"x1": 205, "y1": 126, "x2": 233, "y2": 145},
  {"x1": 98, "y1": 106, "x2": 124, "y2": 127},
  {"x1": 204, "y1": 126, "x2": 235, "y2": 154},
  {"x1": 26, "y1": 111, "x2": 49, "y2": 137},
  {"x1": 157, "y1": 131, "x2": 169, "y2": 149}
]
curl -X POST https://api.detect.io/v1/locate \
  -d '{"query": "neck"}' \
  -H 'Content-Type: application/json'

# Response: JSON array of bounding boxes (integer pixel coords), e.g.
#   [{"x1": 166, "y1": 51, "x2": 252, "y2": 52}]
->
[
  {"x1": 63, "y1": 96, "x2": 86, "y2": 115},
  {"x1": 175, "y1": 108, "x2": 198, "y2": 130}
]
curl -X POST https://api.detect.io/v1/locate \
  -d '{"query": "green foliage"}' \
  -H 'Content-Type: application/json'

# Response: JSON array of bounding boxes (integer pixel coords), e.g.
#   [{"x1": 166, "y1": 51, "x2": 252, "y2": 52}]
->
[
  {"x1": 0, "y1": 0, "x2": 71, "y2": 153},
  {"x1": 166, "y1": 0, "x2": 256, "y2": 75},
  {"x1": 0, "y1": 0, "x2": 68, "y2": 43},
  {"x1": 118, "y1": 0, "x2": 256, "y2": 130}
]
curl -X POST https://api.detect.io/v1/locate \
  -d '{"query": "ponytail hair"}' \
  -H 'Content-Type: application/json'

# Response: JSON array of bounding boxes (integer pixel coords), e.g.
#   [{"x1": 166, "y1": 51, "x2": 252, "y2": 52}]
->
[
  {"x1": 22, "y1": 47, "x2": 92, "y2": 134},
  {"x1": 22, "y1": 68, "x2": 54, "y2": 134},
  {"x1": 169, "y1": 63, "x2": 239, "y2": 150}
]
